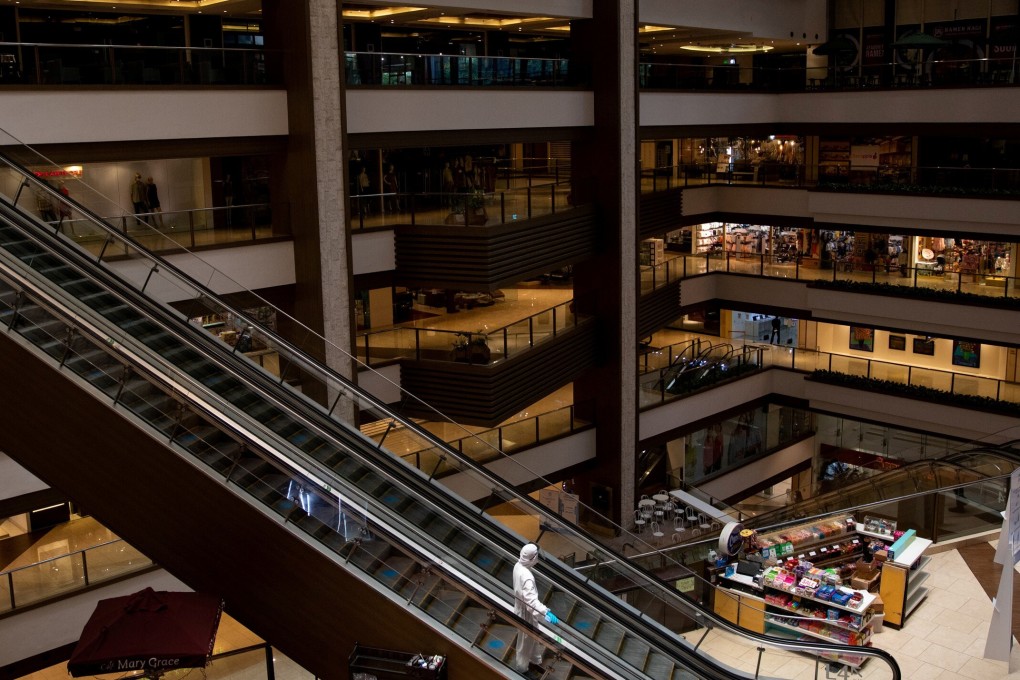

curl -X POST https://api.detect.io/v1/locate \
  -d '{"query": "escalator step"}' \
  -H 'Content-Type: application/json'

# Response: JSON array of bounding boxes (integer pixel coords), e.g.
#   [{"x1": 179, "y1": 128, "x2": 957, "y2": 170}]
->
[
  {"x1": 422, "y1": 586, "x2": 469, "y2": 627},
  {"x1": 475, "y1": 623, "x2": 518, "y2": 668},
  {"x1": 643, "y1": 651, "x2": 678, "y2": 679},
  {"x1": 371, "y1": 554, "x2": 417, "y2": 591},
  {"x1": 469, "y1": 545, "x2": 510, "y2": 582},
  {"x1": 592, "y1": 619, "x2": 626, "y2": 653},
  {"x1": 449, "y1": 602, "x2": 490, "y2": 641},
  {"x1": 617, "y1": 636, "x2": 651, "y2": 673}
]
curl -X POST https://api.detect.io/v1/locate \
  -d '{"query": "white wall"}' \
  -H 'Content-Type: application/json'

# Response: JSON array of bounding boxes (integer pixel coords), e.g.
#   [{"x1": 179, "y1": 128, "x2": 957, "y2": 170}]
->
[
  {"x1": 641, "y1": 87, "x2": 1020, "y2": 127},
  {"x1": 0, "y1": 90, "x2": 288, "y2": 145},
  {"x1": 0, "y1": 453, "x2": 48, "y2": 499},
  {"x1": 352, "y1": 230, "x2": 395, "y2": 275},
  {"x1": 104, "y1": 240, "x2": 296, "y2": 304},
  {"x1": 346, "y1": 89, "x2": 593, "y2": 134}
]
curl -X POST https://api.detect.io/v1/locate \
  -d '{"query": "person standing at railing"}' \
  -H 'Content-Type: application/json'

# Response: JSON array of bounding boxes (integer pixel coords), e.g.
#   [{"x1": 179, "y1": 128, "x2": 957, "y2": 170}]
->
[
  {"x1": 223, "y1": 174, "x2": 234, "y2": 227},
  {"x1": 382, "y1": 164, "x2": 399, "y2": 213},
  {"x1": 145, "y1": 177, "x2": 164, "y2": 228},
  {"x1": 355, "y1": 167, "x2": 371, "y2": 216},
  {"x1": 129, "y1": 173, "x2": 150, "y2": 226}
]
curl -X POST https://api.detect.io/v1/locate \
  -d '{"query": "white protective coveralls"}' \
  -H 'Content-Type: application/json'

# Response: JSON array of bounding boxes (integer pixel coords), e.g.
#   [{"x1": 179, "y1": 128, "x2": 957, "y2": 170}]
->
[{"x1": 513, "y1": 543, "x2": 549, "y2": 671}]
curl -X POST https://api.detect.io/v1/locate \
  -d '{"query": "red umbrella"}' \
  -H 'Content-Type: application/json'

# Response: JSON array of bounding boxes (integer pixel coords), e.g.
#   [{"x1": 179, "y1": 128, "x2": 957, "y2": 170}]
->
[{"x1": 68, "y1": 588, "x2": 223, "y2": 678}]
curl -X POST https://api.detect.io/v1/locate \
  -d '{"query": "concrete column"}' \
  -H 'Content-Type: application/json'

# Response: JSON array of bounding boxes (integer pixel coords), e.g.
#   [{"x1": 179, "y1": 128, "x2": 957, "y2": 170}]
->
[
  {"x1": 308, "y1": 1, "x2": 353, "y2": 389},
  {"x1": 571, "y1": 0, "x2": 639, "y2": 531}
]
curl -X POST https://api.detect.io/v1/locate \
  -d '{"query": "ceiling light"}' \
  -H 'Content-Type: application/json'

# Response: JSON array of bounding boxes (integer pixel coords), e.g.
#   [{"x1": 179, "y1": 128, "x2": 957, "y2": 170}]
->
[{"x1": 680, "y1": 44, "x2": 773, "y2": 54}]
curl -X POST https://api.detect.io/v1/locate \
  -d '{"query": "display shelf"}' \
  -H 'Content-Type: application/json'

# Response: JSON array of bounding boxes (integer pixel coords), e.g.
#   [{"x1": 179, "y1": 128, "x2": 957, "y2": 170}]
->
[
  {"x1": 763, "y1": 572, "x2": 875, "y2": 614},
  {"x1": 764, "y1": 616, "x2": 871, "y2": 646},
  {"x1": 904, "y1": 584, "x2": 929, "y2": 618},
  {"x1": 890, "y1": 535, "x2": 931, "y2": 567},
  {"x1": 879, "y1": 530, "x2": 931, "y2": 629},
  {"x1": 767, "y1": 601, "x2": 872, "y2": 632},
  {"x1": 855, "y1": 523, "x2": 895, "y2": 542}
]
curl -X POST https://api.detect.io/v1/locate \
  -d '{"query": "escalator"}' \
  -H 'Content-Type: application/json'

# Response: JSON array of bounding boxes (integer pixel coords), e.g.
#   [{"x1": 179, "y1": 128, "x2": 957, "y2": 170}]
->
[
  {"x1": 662, "y1": 343, "x2": 757, "y2": 395},
  {"x1": 0, "y1": 152, "x2": 901, "y2": 679}
]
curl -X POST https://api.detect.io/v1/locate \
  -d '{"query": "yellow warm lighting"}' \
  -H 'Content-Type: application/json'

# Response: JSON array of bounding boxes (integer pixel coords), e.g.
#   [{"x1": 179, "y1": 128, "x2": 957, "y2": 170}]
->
[
  {"x1": 342, "y1": 7, "x2": 427, "y2": 19},
  {"x1": 680, "y1": 44, "x2": 774, "y2": 54},
  {"x1": 37, "y1": 0, "x2": 239, "y2": 7},
  {"x1": 639, "y1": 25, "x2": 674, "y2": 34},
  {"x1": 419, "y1": 16, "x2": 558, "y2": 28}
]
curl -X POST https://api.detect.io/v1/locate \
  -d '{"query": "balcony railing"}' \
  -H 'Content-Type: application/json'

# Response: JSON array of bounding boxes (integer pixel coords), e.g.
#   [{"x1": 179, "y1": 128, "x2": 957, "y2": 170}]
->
[
  {"x1": 641, "y1": 252, "x2": 1019, "y2": 303},
  {"x1": 637, "y1": 338, "x2": 1020, "y2": 409},
  {"x1": 28, "y1": 202, "x2": 287, "y2": 257},
  {"x1": 639, "y1": 56, "x2": 1018, "y2": 91},
  {"x1": 357, "y1": 300, "x2": 576, "y2": 367},
  {"x1": 376, "y1": 402, "x2": 592, "y2": 475},
  {"x1": 0, "y1": 41, "x2": 270, "y2": 86},
  {"x1": 350, "y1": 184, "x2": 572, "y2": 230},
  {"x1": 641, "y1": 162, "x2": 1020, "y2": 194},
  {"x1": 0, "y1": 538, "x2": 153, "y2": 613},
  {"x1": 344, "y1": 51, "x2": 573, "y2": 87}
]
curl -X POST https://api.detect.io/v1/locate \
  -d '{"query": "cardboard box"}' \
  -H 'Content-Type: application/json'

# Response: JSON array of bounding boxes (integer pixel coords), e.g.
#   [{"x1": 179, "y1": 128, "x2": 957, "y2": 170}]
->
[
  {"x1": 870, "y1": 594, "x2": 884, "y2": 614},
  {"x1": 851, "y1": 571, "x2": 880, "y2": 592},
  {"x1": 874, "y1": 550, "x2": 888, "y2": 563}
]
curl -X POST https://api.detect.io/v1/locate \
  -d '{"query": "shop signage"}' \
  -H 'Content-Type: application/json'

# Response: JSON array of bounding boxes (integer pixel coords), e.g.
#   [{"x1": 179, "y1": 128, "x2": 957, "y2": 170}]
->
[
  {"x1": 849, "y1": 146, "x2": 880, "y2": 169},
  {"x1": 675, "y1": 576, "x2": 695, "y2": 593},
  {"x1": 31, "y1": 165, "x2": 83, "y2": 179}
]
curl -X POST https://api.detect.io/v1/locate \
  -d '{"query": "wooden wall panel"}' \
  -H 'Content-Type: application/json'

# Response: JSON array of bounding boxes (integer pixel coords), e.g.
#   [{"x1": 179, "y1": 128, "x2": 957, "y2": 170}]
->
[
  {"x1": 638, "y1": 188, "x2": 683, "y2": 240},
  {"x1": 394, "y1": 207, "x2": 596, "y2": 290},
  {"x1": 399, "y1": 321, "x2": 598, "y2": 426},
  {"x1": 0, "y1": 332, "x2": 498, "y2": 680},
  {"x1": 637, "y1": 279, "x2": 682, "y2": 340}
]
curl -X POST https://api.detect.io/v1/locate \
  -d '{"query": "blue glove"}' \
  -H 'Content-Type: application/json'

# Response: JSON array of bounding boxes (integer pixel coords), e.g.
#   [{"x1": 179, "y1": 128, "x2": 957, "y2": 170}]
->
[{"x1": 544, "y1": 610, "x2": 558, "y2": 625}]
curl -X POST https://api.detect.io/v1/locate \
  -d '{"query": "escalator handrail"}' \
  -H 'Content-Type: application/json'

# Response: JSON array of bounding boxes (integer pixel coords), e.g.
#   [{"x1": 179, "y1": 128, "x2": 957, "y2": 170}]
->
[
  {"x1": 0, "y1": 205, "x2": 759, "y2": 680},
  {"x1": 0, "y1": 241, "x2": 648, "y2": 680},
  {"x1": 0, "y1": 155, "x2": 902, "y2": 678}
]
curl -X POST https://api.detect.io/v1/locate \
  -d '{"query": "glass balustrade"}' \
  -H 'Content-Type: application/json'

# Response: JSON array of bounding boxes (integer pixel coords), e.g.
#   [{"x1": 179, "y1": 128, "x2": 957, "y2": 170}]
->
[
  {"x1": 0, "y1": 539, "x2": 153, "y2": 613},
  {"x1": 0, "y1": 42, "x2": 269, "y2": 86},
  {"x1": 357, "y1": 300, "x2": 575, "y2": 367},
  {"x1": 640, "y1": 251, "x2": 1019, "y2": 302}
]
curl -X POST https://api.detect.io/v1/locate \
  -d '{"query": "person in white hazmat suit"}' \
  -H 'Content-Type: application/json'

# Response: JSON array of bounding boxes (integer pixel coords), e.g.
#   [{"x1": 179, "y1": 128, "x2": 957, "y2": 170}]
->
[{"x1": 513, "y1": 543, "x2": 558, "y2": 672}]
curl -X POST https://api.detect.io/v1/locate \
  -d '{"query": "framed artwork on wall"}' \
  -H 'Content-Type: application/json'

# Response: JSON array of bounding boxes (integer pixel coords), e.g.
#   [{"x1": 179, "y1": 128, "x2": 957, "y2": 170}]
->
[
  {"x1": 888, "y1": 335, "x2": 906, "y2": 351},
  {"x1": 912, "y1": 337, "x2": 936, "y2": 356},
  {"x1": 849, "y1": 326, "x2": 874, "y2": 352},
  {"x1": 952, "y1": 340, "x2": 980, "y2": 368}
]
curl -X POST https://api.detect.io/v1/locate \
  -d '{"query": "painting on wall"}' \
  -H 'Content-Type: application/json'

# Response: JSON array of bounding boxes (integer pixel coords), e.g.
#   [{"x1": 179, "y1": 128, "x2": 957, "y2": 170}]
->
[
  {"x1": 952, "y1": 340, "x2": 981, "y2": 368},
  {"x1": 912, "y1": 337, "x2": 936, "y2": 356},
  {"x1": 849, "y1": 326, "x2": 874, "y2": 352},
  {"x1": 888, "y1": 335, "x2": 906, "y2": 351}
]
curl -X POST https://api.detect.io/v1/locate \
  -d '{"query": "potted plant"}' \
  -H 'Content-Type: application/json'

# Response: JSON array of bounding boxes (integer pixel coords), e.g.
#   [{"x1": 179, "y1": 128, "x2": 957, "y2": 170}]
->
[{"x1": 444, "y1": 189, "x2": 488, "y2": 225}]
